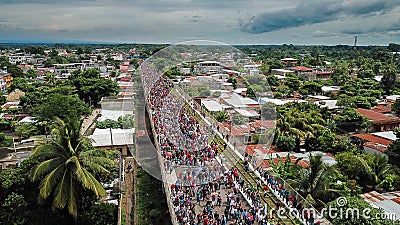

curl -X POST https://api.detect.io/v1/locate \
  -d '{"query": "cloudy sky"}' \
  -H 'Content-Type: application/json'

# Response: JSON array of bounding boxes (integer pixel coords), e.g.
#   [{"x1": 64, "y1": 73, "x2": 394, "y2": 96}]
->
[{"x1": 0, "y1": 0, "x2": 399, "y2": 45}]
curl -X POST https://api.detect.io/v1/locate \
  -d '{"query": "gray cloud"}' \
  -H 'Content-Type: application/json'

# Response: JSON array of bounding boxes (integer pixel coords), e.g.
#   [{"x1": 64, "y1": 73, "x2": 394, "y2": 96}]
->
[
  {"x1": 0, "y1": 0, "x2": 399, "y2": 45},
  {"x1": 342, "y1": 20, "x2": 400, "y2": 34},
  {"x1": 312, "y1": 30, "x2": 338, "y2": 38},
  {"x1": 240, "y1": 0, "x2": 400, "y2": 34}
]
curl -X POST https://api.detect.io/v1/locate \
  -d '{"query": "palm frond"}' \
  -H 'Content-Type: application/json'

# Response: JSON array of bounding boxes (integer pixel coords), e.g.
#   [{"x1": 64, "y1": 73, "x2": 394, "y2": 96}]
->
[
  {"x1": 52, "y1": 169, "x2": 70, "y2": 210},
  {"x1": 68, "y1": 174, "x2": 78, "y2": 218},
  {"x1": 38, "y1": 164, "x2": 66, "y2": 199},
  {"x1": 31, "y1": 157, "x2": 64, "y2": 182},
  {"x1": 81, "y1": 168, "x2": 106, "y2": 197}
]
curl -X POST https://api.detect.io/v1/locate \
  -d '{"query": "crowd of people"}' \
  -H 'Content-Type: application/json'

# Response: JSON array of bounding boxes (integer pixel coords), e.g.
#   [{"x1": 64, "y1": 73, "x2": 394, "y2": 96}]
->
[{"x1": 139, "y1": 61, "x2": 316, "y2": 225}]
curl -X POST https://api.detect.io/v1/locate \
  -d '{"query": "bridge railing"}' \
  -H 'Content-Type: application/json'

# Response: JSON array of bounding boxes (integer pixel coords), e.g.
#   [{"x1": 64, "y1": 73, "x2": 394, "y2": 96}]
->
[{"x1": 139, "y1": 71, "x2": 179, "y2": 225}]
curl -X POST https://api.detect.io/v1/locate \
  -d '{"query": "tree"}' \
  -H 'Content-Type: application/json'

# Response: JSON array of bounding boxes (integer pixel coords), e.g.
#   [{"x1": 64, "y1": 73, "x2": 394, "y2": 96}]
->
[
  {"x1": 306, "y1": 128, "x2": 337, "y2": 153},
  {"x1": 387, "y1": 127, "x2": 400, "y2": 163},
  {"x1": 290, "y1": 154, "x2": 342, "y2": 206},
  {"x1": 96, "y1": 119, "x2": 119, "y2": 129},
  {"x1": 1, "y1": 192, "x2": 28, "y2": 225},
  {"x1": 79, "y1": 202, "x2": 117, "y2": 225},
  {"x1": 26, "y1": 69, "x2": 38, "y2": 79},
  {"x1": 268, "y1": 153, "x2": 301, "y2": 179},
  {"x1": 227, "y1": 77, "x2": 238, "y2": 89},
  {"x1": 299, "y1": 81, "x2": 322, "y2": 95},
  {"x1": 246, "y1": 86, "x2": 257, "y2": 99},
  {"x1": 7, "y1": 77, "x2": 37, "y2": 93},
  {"x1": 266, "y1": 75, "x2": 280, "y2": 86},
  {"x1": 276, "y1": 135, "x2": 296, "y2": 152},
  {"x1": 30, "y1": 118, "x2": 114, "y2": 218},
  {"x1": 334, "y1": 107, "x2": 370, "y2": 133},
  {"x1": 259, "y1": 63, "x2": 269, "y2": 75},
  {"x1": 276, "y1": 107, "x2": 326, "y2": 152},
  {"x1": 164, "y1": 66, "x2": 182, "y2": 79},
  {"x1": 274, "y1": 85, "x2": 293, "y2": 98},
  {"x1": 381, "y1": 64, "x2": 397, "y2": 95},
  {"x1": 15, "y1": 123, "x2": 38, "y2": 139},
  {"x1": 44, "y1": 72, "x2": 58, "y2": 86},
  {"x1": 231, "y1": 114, "x2": 245, "y2": 125},
  {"x1": 260, "y1": 102, "x2": 276, "y2": 120},
  {"x1": 68, "y1": 70, "x2": 119, "y2": 106},
  {"x1": 337, "y1": 78, "x2": 381, "y2": 109},
  {"x1": 32, "y1": 93, "x2": 90, "y2": 122},
  {"x1": 118, "y1": 114, "x2": 135, "y2": 129},
  {"x1": 284, "y1": 76, "x2": 301, "y2": 92},
  {"x1": 213, "y1": 111, "x2": 228, "y2": 122},
  {"x1": 336, "y1": 151, "x2": 371, "y2": 188},
  {"x1": 8, "y1": 66, "x2": 24, "y2": 78},
  {"x1": 183, "y1": 85, "x2": 210, "y2": 97}
]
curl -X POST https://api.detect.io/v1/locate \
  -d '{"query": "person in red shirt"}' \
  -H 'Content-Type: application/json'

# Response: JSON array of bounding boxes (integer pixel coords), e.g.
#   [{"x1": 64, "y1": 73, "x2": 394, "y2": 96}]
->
[{"x1": 203, "y1": 217, "x2": 209, "y2": 225}]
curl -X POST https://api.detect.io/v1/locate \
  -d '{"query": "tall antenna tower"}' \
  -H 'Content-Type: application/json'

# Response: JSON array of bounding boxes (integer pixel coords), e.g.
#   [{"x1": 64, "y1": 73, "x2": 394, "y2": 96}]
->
[{"x1": 354, "y1": 35, "x2": 357, "y2": 50}]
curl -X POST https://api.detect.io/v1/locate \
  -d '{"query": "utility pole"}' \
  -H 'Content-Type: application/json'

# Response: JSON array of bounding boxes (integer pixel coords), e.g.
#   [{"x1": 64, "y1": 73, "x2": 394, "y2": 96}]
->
[{"x1": 354, "y1": 35, "x2": 357, "y2": 50}]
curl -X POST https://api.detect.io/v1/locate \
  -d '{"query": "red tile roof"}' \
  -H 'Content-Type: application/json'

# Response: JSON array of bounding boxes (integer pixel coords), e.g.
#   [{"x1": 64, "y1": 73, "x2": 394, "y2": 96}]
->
[
  {"x1": 352, "y1": 133, "x2": 392, "y2": 153},
  {"x1": 219, "y1": 122, "x2": 251, "y2": 136},
  {"x1": 371, "y1": 103, "x2": 393, "y2": 114},
  {"x1": 245, "y1": 144, "x2": 276, "y2": 156},
  {"x1": 290, "y1": 66, "x2": 312, "y2": 71},
  {"x1": 392, "y1": 197, "x2": 400, "y2": 205},
  {"x1": 250, "y1": 120, "x2": 275, "y2": 130},
  {"x1": 120, "y1": 77, "x2": 131, "y2": 82},
  {"x1": 356, "y1": 108, "x2": 400, "y2": 125}
]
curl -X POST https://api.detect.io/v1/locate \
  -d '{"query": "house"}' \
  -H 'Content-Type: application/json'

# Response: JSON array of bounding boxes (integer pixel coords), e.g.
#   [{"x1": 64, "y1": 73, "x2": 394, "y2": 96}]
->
[
  {"x1": 351, "y1": 133, "x2": 392, "y2": 158},
  {"x1": 371, "y1": 101, "x2": 393, "y2": 115},
  {"x1": 307, "y1": 95, "x2": 330, "y2": 101},
  {"x1": 242, "y1": 64, "x2": 259, "y2": 72},
  {"x1": 280, "y1": 58, "x2": 298, "y2": 66},
  {"x1": 360, "y1": 191, "x2": 400, "y2": 221},
  {"x1": 313, "y1": 70, "x2": 332, "y2": 79},
  {"x1": 386, "y1": 95, "x2": 400, "y2": 103},
  {"x1": 8, "y1": 54, "x2": 32, "y2": 64},
  {"x1": 259, "y1": 98, "x2": 307, "y2": 106},
  {"x1": 314, "y1": 100, "x2": 340, "y2": 110},
  {"x1": 197, "y1": 61, "x2": 220, "y2": 74},
  {"x1": 89, "y1": 128, "x2": 134, "y2": 156},
  {"x1": 271, "y1": 68, "x2": 294, "y2": 77},
  {"x1": 356, "y1": 108, "x2": 400, "y2": 132},
  {"x1": 201, "y1": 99, "x2": 231, "y2": 112},
  {"x1": 220, "y1": 92, "x2": 260, "y2": 110},
  {"x1": 321, "y1": 86, "x2": 341, "y2": 94},
  {"x1": 289, "y1": 66, "x2": 314, "y2": 80}
]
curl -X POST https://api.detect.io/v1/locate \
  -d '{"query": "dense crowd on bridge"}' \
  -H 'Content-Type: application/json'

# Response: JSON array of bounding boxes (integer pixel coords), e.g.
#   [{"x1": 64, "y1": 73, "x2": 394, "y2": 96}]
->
[{"x1": 140, "y1": 61, "x2": 319, "y2": 225}]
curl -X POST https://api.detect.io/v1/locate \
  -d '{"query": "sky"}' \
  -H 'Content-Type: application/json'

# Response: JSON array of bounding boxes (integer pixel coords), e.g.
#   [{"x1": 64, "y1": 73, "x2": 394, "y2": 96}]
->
[{"x1": 0, "y1": 0, "x2": 400, "y2": 45}]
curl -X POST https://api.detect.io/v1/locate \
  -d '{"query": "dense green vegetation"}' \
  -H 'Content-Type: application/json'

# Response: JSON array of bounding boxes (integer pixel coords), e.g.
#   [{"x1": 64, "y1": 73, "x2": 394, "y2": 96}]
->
[{"x1": 133, "y1": 168, "x2": 171, "y2": 225}]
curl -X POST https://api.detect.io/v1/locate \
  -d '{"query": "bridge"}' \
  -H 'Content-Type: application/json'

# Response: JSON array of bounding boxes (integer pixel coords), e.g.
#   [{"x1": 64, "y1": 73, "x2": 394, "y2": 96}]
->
[{"x1": 136, "y1": 60, "x2": 331, "y2": 225}]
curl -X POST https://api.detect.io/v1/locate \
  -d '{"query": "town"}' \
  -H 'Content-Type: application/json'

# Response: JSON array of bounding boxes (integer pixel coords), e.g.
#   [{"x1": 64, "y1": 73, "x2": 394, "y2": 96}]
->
[{"x1": 0, "y1": 42, "x2": 399, "y2": 225}]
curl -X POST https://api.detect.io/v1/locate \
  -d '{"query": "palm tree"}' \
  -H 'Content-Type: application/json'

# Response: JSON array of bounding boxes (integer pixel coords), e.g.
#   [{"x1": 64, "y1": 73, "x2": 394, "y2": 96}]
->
[
  {"x1": 290, "y1": 154, "x2": 342, "y2": 207},
  {"x1": 44, "y1": 72, "x2": 57, "y2": 86},
  {"x1": 30, "y1": 118, "x2": 114, "y2": 219},
  {"x1": 276, "y1": 108, "x2": 326, "y2": 151},
  {"x1": 367, "y1": 154, "x2": 392, "y2": 186}
]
